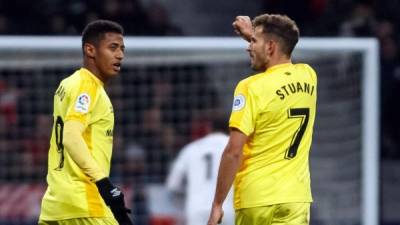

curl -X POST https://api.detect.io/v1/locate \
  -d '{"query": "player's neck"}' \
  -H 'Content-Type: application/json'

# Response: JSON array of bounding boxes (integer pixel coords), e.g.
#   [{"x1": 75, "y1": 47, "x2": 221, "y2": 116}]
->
[
  {"x1": 266, "y1": 55, "x2": 291, "y2": 70},
  {"x1": 83, "y1": 63, "x2": 108, "y2": 84}
]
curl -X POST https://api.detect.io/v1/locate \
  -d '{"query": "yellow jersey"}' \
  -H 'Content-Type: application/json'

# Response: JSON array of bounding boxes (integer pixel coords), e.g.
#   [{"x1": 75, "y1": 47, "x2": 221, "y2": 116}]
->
[
  {"x1": 229, "y1": 63, "x2": 317, "y2": 209},
  {"x1": 40, "y1": 68, "x2": 115, "y2": 220}
]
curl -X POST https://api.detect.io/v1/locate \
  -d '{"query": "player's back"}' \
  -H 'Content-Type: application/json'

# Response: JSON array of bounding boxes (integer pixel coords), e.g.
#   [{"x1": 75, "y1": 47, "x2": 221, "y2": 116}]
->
[{"x1": 230, "y1": 63, "x2": 317, "y2": 209}]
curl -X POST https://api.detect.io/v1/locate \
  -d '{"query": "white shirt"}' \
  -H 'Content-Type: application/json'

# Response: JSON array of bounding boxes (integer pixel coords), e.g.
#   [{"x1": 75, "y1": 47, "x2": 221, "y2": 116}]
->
[{"x1": 166, "y1": 132, "x2": 234, "y2": 225}]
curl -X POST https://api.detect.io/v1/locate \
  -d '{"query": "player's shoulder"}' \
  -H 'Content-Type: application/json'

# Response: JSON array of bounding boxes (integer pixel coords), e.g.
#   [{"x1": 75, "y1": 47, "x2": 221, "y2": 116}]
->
[
  {"x1": 243, "y1": 72, "x2": 266, "y2": 84},
  {"x1": 194, "y1": 133, "x2": 229, "y2": 153},
  {"x1": 181, "y1": 133, "x2": 228, "y2": 154},
  {"x1": 181, "y1": 136, "x2": 207, "y2": 153},
  {"x1": 294, "y1": 63, "x2": 317, "y2": 81},
  {"x1": 200, "y1": 132, "x2": 229, "y2": 145},
  {"x1": 61, "y1": 69, "x2": 83, "y2": 85},
  {"x1": 236, "y1": 72, "x2": 265, "y2": 91},
  {"x1": 294, "y1": 63, "x2": 316, "y2": 74},
  {"x1": 63, "y1": 69, "x2": 100, "y2": 91},
  {"x1": 294, "y1": 62, "x2": 312, "y2": 68},
  {"x1": 57, "y1": 69, "x2": 79, "y2": 90}
]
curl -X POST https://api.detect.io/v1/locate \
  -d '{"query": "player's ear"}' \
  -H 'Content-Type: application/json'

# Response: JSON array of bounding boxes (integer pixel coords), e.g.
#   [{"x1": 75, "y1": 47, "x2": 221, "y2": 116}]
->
[
  {"x1": 270, "y1": 40, "x2": 275, "y2": 55},
  {"x1": 84, "y1": 43, "x2": 96, "y2": 58},
  {"x1": 263, "y1": 39, "x2": 272, "y2": 54}
]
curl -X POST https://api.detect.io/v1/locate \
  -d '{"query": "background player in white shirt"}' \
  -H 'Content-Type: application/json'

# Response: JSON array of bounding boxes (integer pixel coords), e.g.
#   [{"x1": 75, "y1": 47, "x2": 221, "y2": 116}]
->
[{"x1": 166, "y1": 115, "x2": 234, "y2": 225}]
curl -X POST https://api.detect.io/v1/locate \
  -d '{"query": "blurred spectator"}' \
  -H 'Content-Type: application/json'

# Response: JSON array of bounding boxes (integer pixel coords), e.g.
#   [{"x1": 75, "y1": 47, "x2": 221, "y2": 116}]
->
[
  {"x1": 0, "y1": 15, "x2": 9, "y2": 34},
  {"x1": 335, "y1": 0, "x2": 400, "y2": 158},
  {"x1": 115, "y1": 0, "x2": 152, "y2": 35},
  {"x1": 262, "y1": 0, "x2": 328, "y2": 35},
  {"x1": 139, "y1": 106, "x2": 176, "y2": 182},
  {"x1": 340, "y1": 1, "x2": 377, "y2": 37},
  {"x1": 118, "y1": 143, "x2": 150, "y2": 225},
  {"x1": 0, "y1": 0, "x2": 182, "y2": 35},
  {"x1": 48, "y1": 13, "x2": 77, "y2": 35},
  {"x1": 375, "y1": 20, "x2": 400, "y2": 158},
  {"x1": 121, "y1": 64, "x2": 220, "y2": 182},
  {"x1": 166, "y1": 112, "x2": 234, "y2": 225},
  {"x1": 23, "y1": 113, "x2": 52, "y2": 180},
  {"x1": 145, "y1": 1, "x2": 183, "y2": 36},
  {"x1": 0, "y1": 80, "x2": 18, "y2": 126},
  {"x1": 112, "y1": 141, "x2": 149, "y2": 225}
]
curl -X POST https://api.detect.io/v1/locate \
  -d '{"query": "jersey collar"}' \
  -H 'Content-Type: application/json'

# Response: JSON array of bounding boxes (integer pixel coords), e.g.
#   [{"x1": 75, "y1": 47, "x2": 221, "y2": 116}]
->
[
  {"x1": 265, "y1": 63, "x2": 293, "y2": 74},
  {"x1": 80, "y1": 68, "x2": 104, "y2": 86}
]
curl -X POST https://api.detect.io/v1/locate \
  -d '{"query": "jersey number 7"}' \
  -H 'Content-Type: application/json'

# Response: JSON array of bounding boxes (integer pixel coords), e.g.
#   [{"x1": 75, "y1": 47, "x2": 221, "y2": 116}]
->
[{"x1": 285, "y1": 108, "x2": 310, "y2": 159}]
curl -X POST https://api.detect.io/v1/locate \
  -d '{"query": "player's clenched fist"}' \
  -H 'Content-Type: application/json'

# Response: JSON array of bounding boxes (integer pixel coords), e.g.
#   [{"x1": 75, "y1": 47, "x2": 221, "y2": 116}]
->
[{"x1": 232, "y1": 16, "x2": 253, "y2": 42}]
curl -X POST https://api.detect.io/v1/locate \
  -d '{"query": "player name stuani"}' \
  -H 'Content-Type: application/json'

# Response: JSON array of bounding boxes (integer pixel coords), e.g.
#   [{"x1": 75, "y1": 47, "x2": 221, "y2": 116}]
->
[{"x1": 276, "y1": 82, "x2": 315, "y2": 100}]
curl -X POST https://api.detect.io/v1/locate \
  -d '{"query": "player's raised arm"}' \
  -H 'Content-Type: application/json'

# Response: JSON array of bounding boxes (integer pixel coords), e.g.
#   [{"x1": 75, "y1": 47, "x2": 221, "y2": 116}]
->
[{"x1": 232, "y1": 16, "x2": 253, "y2": 42}]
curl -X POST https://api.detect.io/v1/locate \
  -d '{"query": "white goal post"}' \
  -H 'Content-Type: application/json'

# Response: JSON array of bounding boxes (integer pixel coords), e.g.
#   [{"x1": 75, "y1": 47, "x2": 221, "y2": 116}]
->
[{"x1": 0, "y1": 36, "x2": 379, "y2": 225}]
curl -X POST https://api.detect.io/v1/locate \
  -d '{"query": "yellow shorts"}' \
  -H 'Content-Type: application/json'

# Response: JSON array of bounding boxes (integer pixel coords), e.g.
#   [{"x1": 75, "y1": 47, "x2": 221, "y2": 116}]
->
[
  {"x1": 38, "y1": 217, "x2": 118, "y2": 225},
  {"x1": 235, "y1": 202, "x2": 310, "y2": 225}
]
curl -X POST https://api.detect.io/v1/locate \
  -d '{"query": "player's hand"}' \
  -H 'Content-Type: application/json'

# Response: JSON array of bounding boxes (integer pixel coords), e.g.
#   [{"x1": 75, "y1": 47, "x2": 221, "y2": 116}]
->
[
  {"x1": 207, "y1": 204, "x2": 224, "y2": 225},
  {"x1": 233, "y1": 16, "x2": 253, "y2": 42},
  {"x1": 96, "y1": 177, "x2": 133, "y2": 225}
]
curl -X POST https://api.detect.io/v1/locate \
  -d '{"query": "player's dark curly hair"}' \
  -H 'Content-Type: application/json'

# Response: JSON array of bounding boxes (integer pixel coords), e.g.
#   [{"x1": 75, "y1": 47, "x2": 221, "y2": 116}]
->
[
  {"x1": 81, "y1": 20, "x2": 124, "y2": 50},
  {"x1": 253, "y1": 14, "x2": 299, "y2": 57}
]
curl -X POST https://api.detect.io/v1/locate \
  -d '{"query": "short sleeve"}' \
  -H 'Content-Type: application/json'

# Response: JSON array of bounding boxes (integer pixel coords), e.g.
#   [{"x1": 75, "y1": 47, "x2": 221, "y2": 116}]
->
[
  {"x1": 65, "y1": 79, "x2": 98, "y2": 126},
  {"x1": 229, "y1": 80, "x2": 257, "y2": 136}
]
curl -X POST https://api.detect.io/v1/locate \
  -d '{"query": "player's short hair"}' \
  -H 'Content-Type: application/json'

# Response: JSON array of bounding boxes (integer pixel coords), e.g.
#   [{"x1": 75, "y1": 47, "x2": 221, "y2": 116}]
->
[
  {"x1": 253, "y1": 14, "x2": 299, "y2": 57},
  {"x1": 81, "y1": 20, "x2": 124, "y2": 50}
]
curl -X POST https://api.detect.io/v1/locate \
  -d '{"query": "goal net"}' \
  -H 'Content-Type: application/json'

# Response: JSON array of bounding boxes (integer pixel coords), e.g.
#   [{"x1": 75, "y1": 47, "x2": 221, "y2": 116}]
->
[{"x1": 0, "y1": 37, "x2": 378, "y2": 225}]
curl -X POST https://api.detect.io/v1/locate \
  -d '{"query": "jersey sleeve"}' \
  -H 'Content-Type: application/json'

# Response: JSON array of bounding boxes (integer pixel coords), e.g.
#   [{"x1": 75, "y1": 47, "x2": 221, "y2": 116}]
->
[
  {"x1": 65, "y1": 79, "x2": 98, "y2": 126},
  {"x1": 229, "y1": 80, "x2": 257, "y2": 136},
  {"x1": 303, "y1": 63, "x2": 317, "y2": 83}
]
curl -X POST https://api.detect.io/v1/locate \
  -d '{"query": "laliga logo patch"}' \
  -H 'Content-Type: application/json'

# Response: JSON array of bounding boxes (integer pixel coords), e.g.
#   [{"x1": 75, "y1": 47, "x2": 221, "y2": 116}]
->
[
  {"x1": 232, "y1": 94, "x2": 245, "y2": 111},
  {"x1": 75, "y1": 93, "x2": 91, "y2": 113}
]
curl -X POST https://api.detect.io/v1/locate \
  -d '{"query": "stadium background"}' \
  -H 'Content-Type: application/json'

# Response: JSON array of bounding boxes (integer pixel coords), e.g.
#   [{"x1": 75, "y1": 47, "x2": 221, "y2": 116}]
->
[{"x1": 0, "y1": 0, "x2": 399, "y2": 225}]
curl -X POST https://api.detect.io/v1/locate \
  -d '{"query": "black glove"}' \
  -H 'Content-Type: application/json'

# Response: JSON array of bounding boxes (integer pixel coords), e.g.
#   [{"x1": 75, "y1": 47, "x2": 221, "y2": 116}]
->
[{"x1": 96, "y1": 177, "x2": 133, "y2": 225}]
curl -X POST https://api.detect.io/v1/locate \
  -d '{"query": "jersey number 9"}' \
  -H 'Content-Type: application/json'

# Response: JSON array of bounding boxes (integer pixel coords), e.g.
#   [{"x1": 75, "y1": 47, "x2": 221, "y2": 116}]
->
[{"x1": 54, "y1": 116, "x2": 65, "y2": 170}]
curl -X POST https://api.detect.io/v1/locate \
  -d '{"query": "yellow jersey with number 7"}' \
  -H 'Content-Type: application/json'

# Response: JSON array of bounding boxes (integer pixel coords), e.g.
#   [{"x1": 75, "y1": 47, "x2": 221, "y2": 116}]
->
[
  {"x1": 229, "y1": 63, "x2": 317, "y2": 209},
  {"x1": 39, "y1": 68, "x2": 115, "y2": 220}
]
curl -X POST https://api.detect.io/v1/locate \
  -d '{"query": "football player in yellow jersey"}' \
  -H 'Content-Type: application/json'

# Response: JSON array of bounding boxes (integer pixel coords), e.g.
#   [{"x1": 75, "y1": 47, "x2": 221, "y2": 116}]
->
[
  {"x1": 207, "y1": 14, "x2": 317, "y2": 225},
  {"x1": 38, "y1": 20, "x2": 132, "y2": 225}
]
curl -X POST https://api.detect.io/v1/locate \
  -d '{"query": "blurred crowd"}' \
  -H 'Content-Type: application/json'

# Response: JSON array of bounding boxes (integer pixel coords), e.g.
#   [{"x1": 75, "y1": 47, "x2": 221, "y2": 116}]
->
[{"x1": 0, "y1": 0, "x2": 182, "y2": 36}]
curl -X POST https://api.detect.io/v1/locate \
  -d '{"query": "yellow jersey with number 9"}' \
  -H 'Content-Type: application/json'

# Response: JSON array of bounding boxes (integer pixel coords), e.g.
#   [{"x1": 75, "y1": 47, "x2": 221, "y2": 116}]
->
[
  {"x1": 229, "y1": 63, "x2": 317, "y2": 209},
  {"x1": 39, "y1": 68, "x2": 115, "y2": 220}
]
